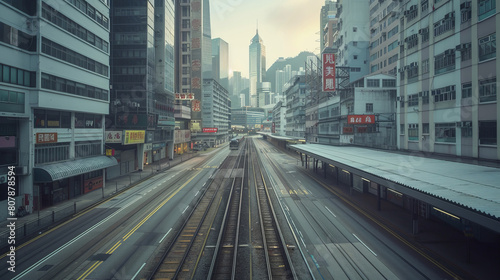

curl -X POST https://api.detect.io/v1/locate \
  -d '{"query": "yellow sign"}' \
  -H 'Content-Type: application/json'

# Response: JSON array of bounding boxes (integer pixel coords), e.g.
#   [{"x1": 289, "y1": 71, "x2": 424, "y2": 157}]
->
[{"x1": 123, "y1": 130, "x2": 145, "y2": 145}]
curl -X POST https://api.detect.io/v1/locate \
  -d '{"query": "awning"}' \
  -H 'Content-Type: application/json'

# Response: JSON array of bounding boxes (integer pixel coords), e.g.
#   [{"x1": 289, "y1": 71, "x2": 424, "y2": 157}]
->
[{"x1": 34, "y1": 156, "x2": 118, "y2": 183}]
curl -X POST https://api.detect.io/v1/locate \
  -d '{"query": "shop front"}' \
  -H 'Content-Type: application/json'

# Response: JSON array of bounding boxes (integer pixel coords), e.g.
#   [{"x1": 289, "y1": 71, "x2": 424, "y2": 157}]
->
[
  {"x1": 33, "y1": 156, "x2": 117, "y2": 210},
  {"x1": 152, "y1": 142, "x2": 166, "y2": 161}
]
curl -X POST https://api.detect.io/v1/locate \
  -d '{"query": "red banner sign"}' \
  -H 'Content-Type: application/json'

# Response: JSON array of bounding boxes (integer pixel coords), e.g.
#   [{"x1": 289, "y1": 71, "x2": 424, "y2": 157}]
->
[
  {"x1": 343, "y1": 126, "x2": 353, "y2": 134},
  {"x1": 322, "y1": 53, "x2": 336, "y2": 92},
  {"x1": 347, "y1": 115, "x2": 375, "y2": 124},
  {"x1": 36, "y1": 133, "x2": 58, "y2": 144},
  {"x1": 202, "y1": 128, "x2": 218, "y2": 133}
]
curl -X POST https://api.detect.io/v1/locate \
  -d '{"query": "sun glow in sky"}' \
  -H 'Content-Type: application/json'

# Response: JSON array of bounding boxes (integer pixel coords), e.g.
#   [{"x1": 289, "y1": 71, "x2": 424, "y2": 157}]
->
[{"x1": 210, "y1": 0, "x2": 325, "y2": 78}]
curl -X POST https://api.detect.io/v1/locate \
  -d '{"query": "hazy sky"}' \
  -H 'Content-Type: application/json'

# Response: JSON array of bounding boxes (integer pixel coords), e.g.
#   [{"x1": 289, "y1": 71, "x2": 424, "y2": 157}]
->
[{"x1": 210, "y1": 0, "x2": 325, "y2": 78}]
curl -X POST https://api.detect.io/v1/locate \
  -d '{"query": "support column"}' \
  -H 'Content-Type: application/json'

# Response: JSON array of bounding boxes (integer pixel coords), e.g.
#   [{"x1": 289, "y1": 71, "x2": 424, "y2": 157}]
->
[
  {"x1": 305, "y1": 155, "x2": 308, "y2": 169},
  {"x1": 377, "y1": 184, "x2": 381, "y2": 211},
  {"x1": 412, "y1": 198, "x2": 419, "y2": 235},
  {"x1": 323, "y1": 162, "x2": 327, "y2": 178},
  {"x1": 349, "y1": 172, "x2": 353, "y2": 195}
]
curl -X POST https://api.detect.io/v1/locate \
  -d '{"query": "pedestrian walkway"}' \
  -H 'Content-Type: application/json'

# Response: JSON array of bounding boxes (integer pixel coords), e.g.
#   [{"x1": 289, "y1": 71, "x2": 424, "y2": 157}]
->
[{"x1": 0, "y1": 151, "x2": 203, "y2": 251}]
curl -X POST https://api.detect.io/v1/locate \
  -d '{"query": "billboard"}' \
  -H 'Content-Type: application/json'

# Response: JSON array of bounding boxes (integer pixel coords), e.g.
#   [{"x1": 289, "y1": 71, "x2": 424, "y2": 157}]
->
[
  {"x1": 202, "y1": 128, "x2": 218, "y2": 133},
  {"x1": 123, "y1": 130, "x2": 145, "y2": 145},
  {"x1": 347, "y1": 115, "x2": 375, "y2": 124},
  {"x1": 322, "y1": 53, "x2": 336, "y2": 92}
]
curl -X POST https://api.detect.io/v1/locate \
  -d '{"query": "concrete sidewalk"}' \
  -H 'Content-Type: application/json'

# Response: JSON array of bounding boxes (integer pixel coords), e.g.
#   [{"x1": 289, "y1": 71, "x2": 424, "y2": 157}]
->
[{"x1": 0, "y1": 151, "x2": 200, "y2": 250}]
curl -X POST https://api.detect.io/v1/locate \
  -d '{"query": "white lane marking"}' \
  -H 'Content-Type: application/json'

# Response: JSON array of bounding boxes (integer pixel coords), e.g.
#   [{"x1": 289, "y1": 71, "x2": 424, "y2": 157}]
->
[
  {"x1": 131, "y1": 263, "x2": 146, "y2": 280},
  {"x1": 182, "y1": 206, "x2": 189, "y2": 214},
  {"x1": 195, "y1": 190, "x2": 200, "y2": 197},
  {"x1": 12, "y1": 199, "x2": 137, "y2": 280},
  {"x1": 325, "y1": 206, "x2": 337, "y2": 218},
  {"x1": 159, "y1": 228, "x2": 172, "y2": 243},
  {"x1": 352, "y1": 233, "x2": 377, "y2": 256}
]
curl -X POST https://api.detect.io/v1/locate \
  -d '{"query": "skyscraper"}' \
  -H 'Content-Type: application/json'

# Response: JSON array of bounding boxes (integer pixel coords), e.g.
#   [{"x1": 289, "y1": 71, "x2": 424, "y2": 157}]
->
[
  {"x1": 212, "y1": 38, "x2": 229, "y2": 91},
  {"x1": 109, "y1": 0, "x2": 176, "y2": 174},
  {"x1": 249, "y1": 29, "x2": 266, "y2": 107},
  {"x1": 320, "y1": 0, "x2": 336, "y2": 53}
]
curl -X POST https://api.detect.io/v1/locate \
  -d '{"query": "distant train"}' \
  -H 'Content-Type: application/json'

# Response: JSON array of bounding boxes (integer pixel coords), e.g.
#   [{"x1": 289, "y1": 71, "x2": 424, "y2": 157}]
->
[{"x1": 229, "y1": 135, "x2": 245, "y2": 150}]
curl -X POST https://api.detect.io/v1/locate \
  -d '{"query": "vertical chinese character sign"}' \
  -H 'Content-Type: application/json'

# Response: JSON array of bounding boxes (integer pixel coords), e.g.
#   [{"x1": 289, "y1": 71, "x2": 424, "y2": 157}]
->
[{"x1": 322, "y1": 53, "x2": 336, "y2": 92}]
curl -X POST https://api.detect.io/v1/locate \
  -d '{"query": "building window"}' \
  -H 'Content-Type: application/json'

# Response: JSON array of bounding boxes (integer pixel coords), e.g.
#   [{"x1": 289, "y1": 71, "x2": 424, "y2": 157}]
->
[
  {"x1": 434, "y1": 13, "x2": 455, "y2": 37},
  {"x1": 406, "y1": 6, "x2": 418, "y2": 22},
  {"x1": 432, "y1": 85, "x2": 456, "y2": 102},
  {"x1": 353, "y1": 55, "x2": 358, "y2": 60},
  {"x1": 461, "y1": 122, "x2": 473, "y2": 138},
  {"x1": 419, "y1": 27, "x2": 430, "y2": 43},
  {"x1": 461, "y1": 2, "x2": 472, "y2": 22},
  {"x1": 408, "y1": 94, "x2": 419, "y2": 106},
  {"x1": 478, "y1": 0, "x2": 496, "y2": 21},
  {"x1": 35, "y1": 143, "x2": 70, "y2": 164},
  {"x1": 367, "y1": 79, "x2": 380, "y2": 87},
  {"x1": 41, "y1": 73, "x2": 108, "y2": 101},
  {"x1": 435, "y1": 123, "x2": 456, "y2": 143},
  {"x1": 434, "y1": 50, "x2": 455, "y2": 74},
  {"x1": 479, "y1": 78, "x2": 496, "y2": 102},
  {"x1": 42, "y1": 3, "x2": 108, "y2": 53},
  {"x1": 407, "y1": 64, "x2": 419, "y2": 83},
  {"x1": 382, "y1": 79, "x2": 396, "y2": 87},
  {"x1": 421, "y1": 59, "x2": 429, "y2": 73},
  {"x1": 0, "y1": 22, "x2": 37, "y2": 52},
  {"x1": 75, "y1": 141, "x2": 102, "y2": 158},
  {"x1": 462, "y1": 82, "x2": 472, "y2": 98},
  {"x1": 421, "y1": 0, "x2": 429, "y2": 12},
  {"x1": 388, "y1": 54, "x2": 398, "y2": 65},
  {"x1": 422, "y1": 91, "x2": 429, "y2": 104},
  {"x1": 42, "y1": 38, "x2": 108, "y2": 77},
  {"x1": 366, "y1": 103, "x2": 373, "y2": 112},
  {"x1": 388, "y1": 26, "x2": 398, "y2": 38},
  {"x1": 0, "y1": 63, "x2": 36, "y2": 87},
  {"x1": 457, "y1": 43, "x2": 472, "y2": 61},
  {"x1": 479, "y1": 121, "x2": 497, "y2": 145},
  {"x1": 478, "y1": 33, "x2": 496, "y2": 62},
  {"x1": 400, "y1": 124, "x2": 405, "y2": 135},
  {"x1": 422, "y1": 123, "x2": 429, "y2": 134},
  {"x1": 408, "y1": 124, "x2": 419, "y2": 140},
  {"x1": 0, "y1": 89, "x2": 25, "y2": 113},
  {"x1": 353, "y1": 27, "x2": 357, "y2": 32},
  {"x1": 405, "y1": 34, "x2": 418, "y2": 49},
  {"x1": 34, "y1": 109, "x2": 71, "y2": 128}
]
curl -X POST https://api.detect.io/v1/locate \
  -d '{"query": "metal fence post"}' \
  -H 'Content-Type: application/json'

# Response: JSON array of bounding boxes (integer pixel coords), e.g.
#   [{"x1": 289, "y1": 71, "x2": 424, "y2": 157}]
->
[
  {"x1": 52, "y1": 211, "x2": 55, "y2": 222},
  {"x1": 74, "y1": 202, "x2": 76, "y2": 214}
]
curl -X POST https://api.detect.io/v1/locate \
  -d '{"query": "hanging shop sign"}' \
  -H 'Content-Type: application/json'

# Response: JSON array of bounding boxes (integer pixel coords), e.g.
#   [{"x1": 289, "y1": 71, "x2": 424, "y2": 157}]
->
[{"x1": 123, "y1": 130, "x2": 145, "y2": 145}]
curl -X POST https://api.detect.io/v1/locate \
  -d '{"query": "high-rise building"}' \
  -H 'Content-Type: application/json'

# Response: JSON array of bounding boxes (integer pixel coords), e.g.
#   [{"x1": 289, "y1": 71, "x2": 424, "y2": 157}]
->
[
  {"x1": 249, "y1": 29, "x2": 266, "y2": 107},
  {"x1": 176, "y1": 0, "x2": 229, "y2": 147},
  {"x1": 320, "y1": 0, "x2": 337, "y2": 53},
  {"x1": 368, "y1": 0, "x2": 400, "y2": 75},
  {"x1": 283, "y1": 64, "x2": 292, "y2": 84},
  {"x1": 212, "y1": 38, "x2": 229, "y2": 91},
  {"x1": 232, "y1": 71, "x2": 242, "y2": 96},
  {"x1": 397, "y1": 0, "x2": 499, "y2": 160},
  {"x1": 335, "y1": 0, "x2": 370, "y2": 82},
  {"x1": 275, "y1": 70, "x2": 286, "y2": 96},
  {"x1": 108, "y1": 0, "x2": 175, "y2": 176},
  {"x1": 258, "y1": 82, "x2": 271, "y2": 107},
  {"x1": 0, "y1": 0, "x2": 114, "y2": 216}
]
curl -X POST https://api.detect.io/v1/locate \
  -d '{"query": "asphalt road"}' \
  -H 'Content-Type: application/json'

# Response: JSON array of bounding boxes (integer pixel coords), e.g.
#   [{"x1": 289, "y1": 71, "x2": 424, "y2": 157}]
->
[{"x1": 0, "y1": 150, "x2": 229, "y2": 280}]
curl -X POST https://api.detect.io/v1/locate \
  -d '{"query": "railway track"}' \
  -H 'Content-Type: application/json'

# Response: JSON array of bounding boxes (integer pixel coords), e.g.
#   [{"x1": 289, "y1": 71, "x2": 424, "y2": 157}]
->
[
  {"x1": 208, "y1": 141, "x2": 247, "y2": 279},
  {"x1": 147, "y1": 147, "x2": 244, "y2": 279},
  {"x1": 250, "y1": 139, "x2": 296, "y2": 279}
]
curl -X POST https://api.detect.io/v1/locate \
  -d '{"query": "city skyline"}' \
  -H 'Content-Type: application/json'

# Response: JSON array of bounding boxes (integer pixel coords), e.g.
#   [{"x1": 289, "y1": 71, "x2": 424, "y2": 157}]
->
[{"x1": 210, "y1": 0, "x2": 325, "y2": 78}]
